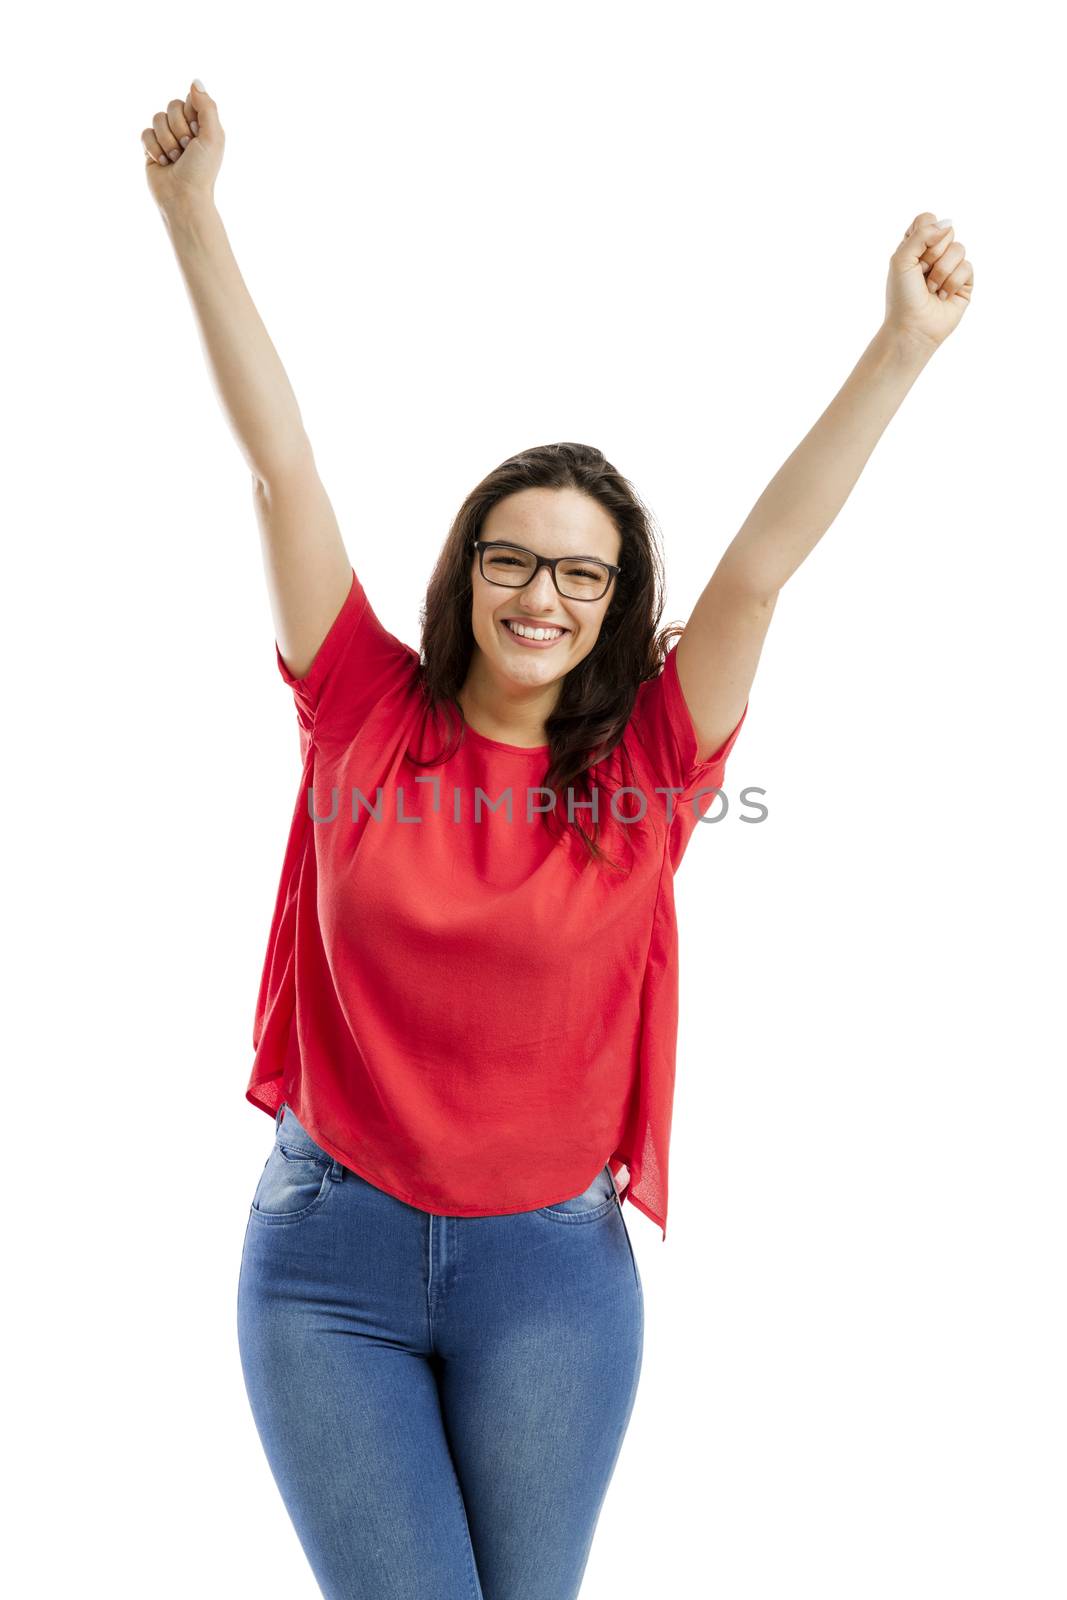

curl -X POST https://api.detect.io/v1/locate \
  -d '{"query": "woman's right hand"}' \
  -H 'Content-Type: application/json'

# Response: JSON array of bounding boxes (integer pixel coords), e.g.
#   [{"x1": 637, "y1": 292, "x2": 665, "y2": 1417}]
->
[{"x1": 142, "y1": 80, "x2": 224, "y2": 212}]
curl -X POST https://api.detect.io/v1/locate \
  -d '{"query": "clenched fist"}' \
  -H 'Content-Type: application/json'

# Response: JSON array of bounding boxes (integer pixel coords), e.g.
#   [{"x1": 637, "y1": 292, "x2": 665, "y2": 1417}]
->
[
  {"x1": 884, "y1": 212, "x2": 974, "y2": 353},
  {"x1": 142, "y1": 80, "x2": 224, "y2": 211}
]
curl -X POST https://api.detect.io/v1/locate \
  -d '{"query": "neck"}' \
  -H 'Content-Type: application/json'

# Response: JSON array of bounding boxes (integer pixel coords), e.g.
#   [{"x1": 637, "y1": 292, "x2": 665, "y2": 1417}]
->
[{"x1": 457, "y1": 668, "x2": 558, "y2": 749}]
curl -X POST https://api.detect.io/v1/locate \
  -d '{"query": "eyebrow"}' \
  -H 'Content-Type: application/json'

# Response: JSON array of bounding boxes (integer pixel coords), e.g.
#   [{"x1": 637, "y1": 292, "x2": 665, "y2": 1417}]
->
[{"x1": 492, "y1": 541, "x2": 613, "y2": 561}]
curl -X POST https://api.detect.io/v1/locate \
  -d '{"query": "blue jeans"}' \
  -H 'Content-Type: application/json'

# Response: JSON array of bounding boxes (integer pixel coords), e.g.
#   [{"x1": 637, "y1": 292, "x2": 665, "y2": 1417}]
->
[{"x1": 237, "y1": 1103, "x2": 644, "y2": 1600}]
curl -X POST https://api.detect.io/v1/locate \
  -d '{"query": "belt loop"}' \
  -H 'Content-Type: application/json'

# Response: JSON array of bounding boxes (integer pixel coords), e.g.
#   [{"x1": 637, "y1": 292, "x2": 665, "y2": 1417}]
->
[{"x1": 275, "y1": 1101, "x2": 286, "y2": 1129}]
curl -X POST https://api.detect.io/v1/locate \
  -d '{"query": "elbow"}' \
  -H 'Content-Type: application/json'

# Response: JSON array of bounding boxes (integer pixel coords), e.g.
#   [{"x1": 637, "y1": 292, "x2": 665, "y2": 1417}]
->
[
  {"x1": 250, "y1": 438, "x2": 317, "y2": 495},
  {"x1": 715, "y1": 559, "x2": 781, "y2": 609}
]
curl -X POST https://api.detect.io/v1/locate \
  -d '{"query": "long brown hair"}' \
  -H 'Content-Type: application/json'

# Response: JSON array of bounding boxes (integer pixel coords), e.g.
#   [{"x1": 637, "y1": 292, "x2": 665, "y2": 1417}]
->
[{"x1": 406, "y1": 442, "x2": 684, "y2": 873}]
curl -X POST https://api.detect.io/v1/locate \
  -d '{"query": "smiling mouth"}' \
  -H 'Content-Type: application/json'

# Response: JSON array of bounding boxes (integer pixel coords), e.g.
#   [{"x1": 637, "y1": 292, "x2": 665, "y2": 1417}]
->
[{"x1": 501, "y1": 619, "x2": 571, "y2": 643}]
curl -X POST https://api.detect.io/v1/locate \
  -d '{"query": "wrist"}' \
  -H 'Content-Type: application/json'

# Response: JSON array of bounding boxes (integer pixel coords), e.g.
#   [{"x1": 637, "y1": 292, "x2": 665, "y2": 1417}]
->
[
  {"x1": 159, "y1": 193, "x2": 219, "y2": 234},
  {"x1": 874, "y1": 321, "x2": 938, "y2": 371}
]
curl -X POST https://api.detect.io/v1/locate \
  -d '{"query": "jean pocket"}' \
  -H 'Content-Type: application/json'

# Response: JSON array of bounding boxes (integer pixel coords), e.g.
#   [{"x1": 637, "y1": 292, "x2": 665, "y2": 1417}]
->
[
  {"x1": 535, "y1": 1163, "x2": 619, "y2": 1224},
  {"x1": 249, "y1": 1106, "x2": 336, "y2": 1224}
]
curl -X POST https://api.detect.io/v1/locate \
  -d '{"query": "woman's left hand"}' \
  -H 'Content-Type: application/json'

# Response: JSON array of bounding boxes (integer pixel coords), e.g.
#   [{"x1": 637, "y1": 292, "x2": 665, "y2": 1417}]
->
[{"x1": 884, "y1": 212, "x2": 974, "y2": 353}]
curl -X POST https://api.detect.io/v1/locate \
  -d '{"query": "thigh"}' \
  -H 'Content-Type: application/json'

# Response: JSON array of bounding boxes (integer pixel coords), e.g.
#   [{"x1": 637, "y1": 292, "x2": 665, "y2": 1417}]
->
[
  {"x1": 436, "y1": 1167, "x2": 645, "y2": 1600},
  {"x1": 237, "y1": 1111, "x2": 485, "y2": 1600}
]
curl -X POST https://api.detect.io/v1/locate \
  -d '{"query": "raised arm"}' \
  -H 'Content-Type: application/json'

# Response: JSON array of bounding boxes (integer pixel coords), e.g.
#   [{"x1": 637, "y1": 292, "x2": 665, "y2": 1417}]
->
[
  {"x1": 145, "y1": 79, "x2": 353, "y2": 679},
  {"x1": 674, "y1": 212, "x2": 974, "y2": 762}
]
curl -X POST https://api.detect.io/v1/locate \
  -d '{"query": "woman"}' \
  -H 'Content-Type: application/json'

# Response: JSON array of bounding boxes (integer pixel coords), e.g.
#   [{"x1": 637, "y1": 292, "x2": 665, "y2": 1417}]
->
[{"x1": 144, "y1": 79, "x2": 973, "y2": 1600}]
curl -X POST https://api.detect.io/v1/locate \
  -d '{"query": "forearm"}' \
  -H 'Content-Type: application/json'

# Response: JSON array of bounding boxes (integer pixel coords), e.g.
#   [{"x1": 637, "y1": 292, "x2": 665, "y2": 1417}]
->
[
  {"x1": 719, "y1": 325, "x2": 935, "y2": 598},
  {"x1": 159, "y1": 198, "x2": 311, "y2": 481}
]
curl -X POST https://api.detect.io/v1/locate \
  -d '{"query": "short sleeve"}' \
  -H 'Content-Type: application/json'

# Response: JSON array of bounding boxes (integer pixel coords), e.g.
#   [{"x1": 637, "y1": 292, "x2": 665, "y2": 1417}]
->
[
  {"x1": 630, "y1": 641, "x2": 749, "y2": 809},
  {"x1": 276, "y1": 567, "x2": 418, "y2": 755}
]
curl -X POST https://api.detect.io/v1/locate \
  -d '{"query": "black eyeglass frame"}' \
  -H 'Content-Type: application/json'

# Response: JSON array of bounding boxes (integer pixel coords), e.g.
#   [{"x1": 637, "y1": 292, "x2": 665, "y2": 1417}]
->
[{"x1": 473, "y1": 539, "x2": 622, "y2": 602}]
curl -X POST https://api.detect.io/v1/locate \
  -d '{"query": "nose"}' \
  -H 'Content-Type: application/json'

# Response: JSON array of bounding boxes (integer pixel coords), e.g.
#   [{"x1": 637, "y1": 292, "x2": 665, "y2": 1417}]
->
[{"x1": 519, "y1": 566, "x2": 559, "y2": 609}]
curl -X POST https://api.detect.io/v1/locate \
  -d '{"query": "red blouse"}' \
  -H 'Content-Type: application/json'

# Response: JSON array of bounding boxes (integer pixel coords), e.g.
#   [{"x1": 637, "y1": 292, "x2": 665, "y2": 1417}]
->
[{"x1": 246, "y1": 567, "x2": 748, "y2": 1240}]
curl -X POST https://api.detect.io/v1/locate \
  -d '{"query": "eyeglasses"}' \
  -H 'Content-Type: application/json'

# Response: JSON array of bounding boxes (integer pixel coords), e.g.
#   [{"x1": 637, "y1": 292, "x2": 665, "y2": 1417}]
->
[{"x1": 473, "y1": 540, "x2": 621, "y2": 602}]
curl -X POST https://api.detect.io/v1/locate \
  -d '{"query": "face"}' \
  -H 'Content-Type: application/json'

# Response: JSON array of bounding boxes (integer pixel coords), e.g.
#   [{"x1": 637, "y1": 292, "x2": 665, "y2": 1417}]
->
[{"x1": 469, "y1": 487, "x2": 623, "y2": 696}]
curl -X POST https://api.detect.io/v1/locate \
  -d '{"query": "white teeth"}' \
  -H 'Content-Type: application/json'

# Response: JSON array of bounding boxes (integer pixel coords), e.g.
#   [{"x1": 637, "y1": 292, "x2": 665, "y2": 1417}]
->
[{"x1": 505, "y1": 620, "x2": 565, "y2": 641}]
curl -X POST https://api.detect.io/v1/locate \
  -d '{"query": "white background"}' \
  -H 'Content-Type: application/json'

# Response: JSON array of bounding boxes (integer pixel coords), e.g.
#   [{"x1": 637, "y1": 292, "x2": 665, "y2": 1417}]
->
[{"x1": 7, "y1": 2, "x2": 1063, "y2": 1595}]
